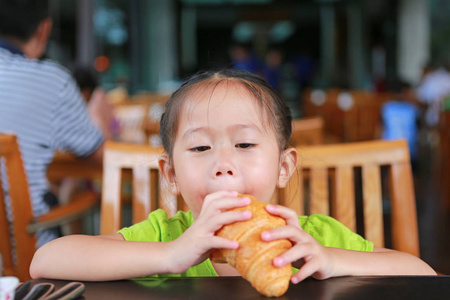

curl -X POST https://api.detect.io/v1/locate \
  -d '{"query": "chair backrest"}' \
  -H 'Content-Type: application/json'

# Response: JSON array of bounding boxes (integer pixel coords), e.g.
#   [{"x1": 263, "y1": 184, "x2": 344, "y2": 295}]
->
[
  {"x1": 302, "y1": 89, "x2": 393, "y2": 142},
  {"x1": 113, "y1": 104, "x2": 148, "y2": 144},
  {"x1": 100, "y1": 141, "x2": 183, "y2": 235},
  {"x1": 290, "y1": 116, "x2": 324, "y2": 146},
  {"x1": 0, "y1": 134, "x2": 36, "y2": 280},
  {"x1": 279, "y1": 139, "x2": 419, "y2": 256}
]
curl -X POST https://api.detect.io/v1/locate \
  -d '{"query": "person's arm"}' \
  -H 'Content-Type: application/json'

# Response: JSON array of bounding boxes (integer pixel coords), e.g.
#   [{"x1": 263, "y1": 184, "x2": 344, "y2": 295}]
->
[
  {"x1": 320, "y1": 246, "x2": 435, "y2": 278},
  {"x1": 87, "y1": 87, "x2": 114, "y2": 141},
  {"x1": 30, "y1": 234, "x2": 173, "y2": 281},
  {"x1": 82, "y1": 142, "x2": 104, "y2": 164},
  {"x1": 262, "y1": 205, "x2": 436, "y2": 284},
  {"x1": 287, "y1": 246, "x2": 436, "y2": 284},
  {"x1": 30, "y1": 191, "x2": 253, "y2": 281}
]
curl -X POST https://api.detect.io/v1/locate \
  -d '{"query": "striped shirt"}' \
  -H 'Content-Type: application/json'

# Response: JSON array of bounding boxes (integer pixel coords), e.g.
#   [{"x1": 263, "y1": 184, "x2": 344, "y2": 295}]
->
[{"x1": 0, "y1": 42, "x2": 103, "y2": 246}]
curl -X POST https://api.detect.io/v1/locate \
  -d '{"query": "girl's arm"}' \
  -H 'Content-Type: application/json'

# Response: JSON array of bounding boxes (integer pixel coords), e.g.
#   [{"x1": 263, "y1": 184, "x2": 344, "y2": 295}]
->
[
  {"x1": 31, "y1": 191, "x2": 252, "y2": 281},
  {"x1": 262, "y1": 205, "x2": 436, "y2": 284},
  {"x1": 30, "y1": 234, "x2": 174, "y2": 281},
  {"x1": 289, "y1": 246, "x2": 436, "y2": 284}
]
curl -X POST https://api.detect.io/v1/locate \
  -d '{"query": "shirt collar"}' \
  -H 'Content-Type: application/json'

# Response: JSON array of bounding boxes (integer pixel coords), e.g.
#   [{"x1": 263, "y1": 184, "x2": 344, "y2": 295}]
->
[{"x1": 0, "y1": 37, "x2": 24, "y2": 55}]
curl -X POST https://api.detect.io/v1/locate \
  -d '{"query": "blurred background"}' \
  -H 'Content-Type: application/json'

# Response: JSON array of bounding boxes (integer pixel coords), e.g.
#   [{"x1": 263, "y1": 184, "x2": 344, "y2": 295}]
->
[
  {"x1": 48, "y1": 0, "x2": 442, "y2": 95},
  {"x1": 44, "y1": 0, "x2": 450, "y2": 273}
]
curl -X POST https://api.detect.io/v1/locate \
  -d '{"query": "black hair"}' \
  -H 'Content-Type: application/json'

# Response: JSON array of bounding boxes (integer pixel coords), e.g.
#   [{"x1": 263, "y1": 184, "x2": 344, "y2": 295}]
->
[
  {"x1": 73, "y1": 67, "x2": 99, "y2": 91},
  {"x1": 0, "y1": 0, "x2": 49, "y2": 42}
]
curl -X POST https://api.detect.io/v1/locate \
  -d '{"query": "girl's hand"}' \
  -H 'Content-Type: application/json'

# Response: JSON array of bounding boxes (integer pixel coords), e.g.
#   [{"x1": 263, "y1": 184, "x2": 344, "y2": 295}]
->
[
  {"x1": 167, "y1": 191, "x2": 252, "y2": 274},
  {"x1": 262, "y1": 205, "x2": 336, "y2": 284}
]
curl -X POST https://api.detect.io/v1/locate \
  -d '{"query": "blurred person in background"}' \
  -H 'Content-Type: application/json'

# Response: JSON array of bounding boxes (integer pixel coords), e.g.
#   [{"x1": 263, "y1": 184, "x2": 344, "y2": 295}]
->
[
  {"x1": 73, "y1": 66, "x2": 119, "y2": 140},
  {"x1": 229, "y1": 44, "x2": 261, "y2": 74},
  {"x1": 262, "y1": 47, "x2": 284, "y2": 92},
  {"x1": 0, "y1": 0, "x2": 110, "y2": 247},
  {"x1": 416, "y1": 62, "x2": 450, "y2": 127},
  {"x1": 381, "y1": 80, "x2": 420, "y2": 166}
]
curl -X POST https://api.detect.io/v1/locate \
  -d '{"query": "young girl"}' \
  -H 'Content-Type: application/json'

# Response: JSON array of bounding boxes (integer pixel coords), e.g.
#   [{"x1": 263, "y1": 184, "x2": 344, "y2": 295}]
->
[{"x1": 30, "y1": 69, "x2": 436, "y2": 283}]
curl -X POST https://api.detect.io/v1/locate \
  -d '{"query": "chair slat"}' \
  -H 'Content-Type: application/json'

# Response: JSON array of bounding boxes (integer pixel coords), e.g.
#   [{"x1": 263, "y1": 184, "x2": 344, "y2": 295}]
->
[
  {"x1": 310, "y1": 167, "x2": 329, "y2": 215},
  {"x1": 3, "y1": 137, "x2": 36, "y2": 281},
  {"x1": 333, "y1": 165, "x2": 356, "y2": 232},
  {"x1": 0, "y1": 174, "x2": 14, "y2": 276},
  {"x1": 390, "y1": 163, "x2": 419, "y2": 256},
  {"x1": 100, "y1": 141, "x2": 176, "y2": 235},
  {"x1": 132, "y1": 166, "x2": 152, "y2": 224},
  {"x1": 100, "y1": 164, "x2": 123, "y2": 235},
  {"x1": 362, "y1": 164, "x2": 384, "y2": 247},
  {"x1": 290, "y1": 169, "x2": 305, "y2": 215}
]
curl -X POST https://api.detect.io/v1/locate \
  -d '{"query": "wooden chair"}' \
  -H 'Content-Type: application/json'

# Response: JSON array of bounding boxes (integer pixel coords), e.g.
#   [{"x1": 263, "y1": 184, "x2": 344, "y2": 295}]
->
[
  {"x1": 0, "y1": 134, "x2": 98, "y2": 281},
  {"x1": 136, "y1": 93, "x2": 169, "y2": 146},
  {"x1": 290, "y1": 116, "x2": 324, "y2": 146},
  {"x1": 302, "y1": 89, "x2": 393, "y2": 143},
  {"x1": 114, "y1": 103, "x2": 149, "y2": 144},
  {"x1": 339, "y1": 90, "x2": 385, "y2": 142},
  {"x1": 279, "y1": 139, "x2": 419, "y2": 256},
  {"x1": 100, "y1": 141, "x2": 184, "y2": 235}
]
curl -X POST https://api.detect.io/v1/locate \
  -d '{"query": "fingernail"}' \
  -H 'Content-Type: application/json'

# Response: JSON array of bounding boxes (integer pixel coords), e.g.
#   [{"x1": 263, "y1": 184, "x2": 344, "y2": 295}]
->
[
  {"x1": 242, "y1": 210, "x2": 251, "y2": 218},
  {"x1": 266, "y1": 204, "x2": 275, "y2": 211},
  {"x1": 273, "y1": 257, "x2": 284, "y2": 267},
  {"x1": 261, "y1": 231, "x2": 271, "y2": 240},
  {"x1": 291, "y1": 277, "x2": 299, "y2": 284},
  {"x1": 230, "y1": 191, "x2": 238, "y2": 196},
  {"x1": 242, "y1": 197, "x2": 250, "y2": 204}
]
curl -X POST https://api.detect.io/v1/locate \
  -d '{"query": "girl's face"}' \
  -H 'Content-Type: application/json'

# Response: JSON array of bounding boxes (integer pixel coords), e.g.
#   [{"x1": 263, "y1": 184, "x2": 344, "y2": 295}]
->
[{"x1": 163, "y1": 83, "x2": 296, "y2": 219}]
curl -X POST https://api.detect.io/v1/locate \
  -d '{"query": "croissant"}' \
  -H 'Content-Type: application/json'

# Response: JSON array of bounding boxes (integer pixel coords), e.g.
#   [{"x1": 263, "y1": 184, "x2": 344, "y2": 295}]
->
[{"x1": 210, "y1": 194, "x2": 292, "y2": 297}]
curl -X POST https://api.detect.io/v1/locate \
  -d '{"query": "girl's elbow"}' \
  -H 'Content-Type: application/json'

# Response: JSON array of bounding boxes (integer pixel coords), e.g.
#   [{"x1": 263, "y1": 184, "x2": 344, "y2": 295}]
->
[{"x1": 29, "y1": 251, "x2": 47, "y2": 279}]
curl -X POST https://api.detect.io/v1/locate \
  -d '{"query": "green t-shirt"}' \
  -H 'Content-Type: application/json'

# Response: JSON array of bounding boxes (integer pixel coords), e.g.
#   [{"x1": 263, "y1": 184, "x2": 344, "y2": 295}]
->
[{"x1": 118, "y1": 209, "x2": 373, "y2": 278}]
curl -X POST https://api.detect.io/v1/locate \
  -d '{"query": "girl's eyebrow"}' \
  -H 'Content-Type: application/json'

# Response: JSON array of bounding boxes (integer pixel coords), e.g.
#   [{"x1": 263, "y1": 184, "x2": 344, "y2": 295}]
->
[
  {"x1": 181, "y1": 126, "x2": 209, "y2": 141},
  {"x1": 181, "y1": 123, "x2": 262, "y2": 141},
  {"x1": 227, "y1": 123, "x2": 262, "y2": 134}
]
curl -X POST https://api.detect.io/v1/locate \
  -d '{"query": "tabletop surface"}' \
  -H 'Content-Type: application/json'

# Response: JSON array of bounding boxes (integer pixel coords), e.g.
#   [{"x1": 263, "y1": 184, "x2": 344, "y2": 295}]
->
[{"x1": 31, "y1": 275, "x2": 450, "y2": 300}]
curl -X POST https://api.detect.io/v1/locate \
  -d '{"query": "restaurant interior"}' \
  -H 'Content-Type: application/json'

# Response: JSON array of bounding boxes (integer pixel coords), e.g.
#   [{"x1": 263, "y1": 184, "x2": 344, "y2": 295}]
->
[{"x1": 2, "y1": 0, "x2": 450, "y2": 284}]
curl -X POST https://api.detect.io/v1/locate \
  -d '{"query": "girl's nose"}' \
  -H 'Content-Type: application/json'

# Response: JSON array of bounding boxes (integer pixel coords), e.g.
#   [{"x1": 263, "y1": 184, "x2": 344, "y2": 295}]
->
[
  {"x1": 216, "y1": 169, "x2": 234, "y2": 177},
  {"x1": 213, "y1": 148, "x2": 236, "y2": 178}
]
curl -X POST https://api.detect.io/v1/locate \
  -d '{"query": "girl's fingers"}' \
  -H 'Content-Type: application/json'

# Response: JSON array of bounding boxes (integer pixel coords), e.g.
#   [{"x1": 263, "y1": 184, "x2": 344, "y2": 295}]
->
[
  {"x1": 291, "y1": 257, "x2": 322, "y2": 284},
  {"x1": 201, "y1": 192, "x2": 251, "y2": 215},
  {"x1": 272, "y1": 243, "x2": 314, "y2": 268},
  {"x1": 261, "y1": 225, "x2": 309, "y2": 243},
  {"x1": 208, "y1": 236, "x2": 239, "y2": 250},
  {"x1": 265, "y1": 204, "x2": 300, "y2": 227},
  {"x1": 207, "y1": 210, "x2": 252, "y2": 232}
]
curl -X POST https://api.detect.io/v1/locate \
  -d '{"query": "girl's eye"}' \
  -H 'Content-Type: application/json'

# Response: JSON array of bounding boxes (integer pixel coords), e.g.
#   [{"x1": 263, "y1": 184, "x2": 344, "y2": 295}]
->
[
  {"x1": 190, "y1": 146, "x2": 211, "y2": 152},
  {"x1": 236, "y1": 143, "x2": 255, "y2": 149}
]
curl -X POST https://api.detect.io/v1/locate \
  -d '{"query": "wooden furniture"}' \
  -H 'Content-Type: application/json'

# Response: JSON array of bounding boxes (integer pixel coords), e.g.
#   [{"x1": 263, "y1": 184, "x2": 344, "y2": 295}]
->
[
  {"x1": 29, "y1": 276, "x2": 450, "y2": 299},
  {"x1": 302, "y1": 89, "x2": 392, "y2": 143},
  {"x1": 0, "y1": 134, "x2": 97, "y2": 281},
  {"x1": 136, "y1": 93, "x2": 170, "y2": 146},
  {"x1": 280, "y1": 139, "x2": 419, "y2": 256},
  {"x1": 114, "y1": 103, "x2": 149, "y2": 144},
  {"x1": 100, "y1": 141, "x2": 183, "y2": 235},
  {"x1": 290, "y1": 116, "x2": 324, "y2": 146},
  {"x1": 112, "y1": 93, "x2": 170, "y2": 145},
  {"x1": 47, "y1": 152, "x2": 103, "y2": 182},
  {"x1": 439, "y1": 110, "x2": 450, "y2": 211}
]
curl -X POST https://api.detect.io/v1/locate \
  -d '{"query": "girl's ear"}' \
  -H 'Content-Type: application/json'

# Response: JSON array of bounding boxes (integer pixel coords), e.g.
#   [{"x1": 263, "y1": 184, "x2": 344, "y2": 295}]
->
[
  {"x1": 159, "y1": 154, "x2": 180, "y2": 195},
  {"x1": 277, "y1": 147, "x2": 298, "y2": 188}
]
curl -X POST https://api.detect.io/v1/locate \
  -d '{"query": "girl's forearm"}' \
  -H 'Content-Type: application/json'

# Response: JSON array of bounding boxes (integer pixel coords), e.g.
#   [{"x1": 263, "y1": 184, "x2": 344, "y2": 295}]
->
[
  {"x1": 329, "y1": 247, "x2": 436, "y2": 277},
  {"x1": 30, "y1": 235, "x2": 173, "y2": 281}
]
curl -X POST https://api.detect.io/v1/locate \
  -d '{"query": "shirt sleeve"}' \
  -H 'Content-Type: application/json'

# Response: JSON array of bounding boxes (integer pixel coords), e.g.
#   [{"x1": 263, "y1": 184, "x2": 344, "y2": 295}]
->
[
  {"x1": 118, "y1": 209, "x2": 167, "y2": 242},
  {"x1": 51, "y1": 75, "x2": 103, "y2": 157},
  {"x1": 299, "y1": 214, "x2": 374, "y2": 252},
  {"x1": 118, "y1": 209, "x2": 193, "y2": 242}
]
